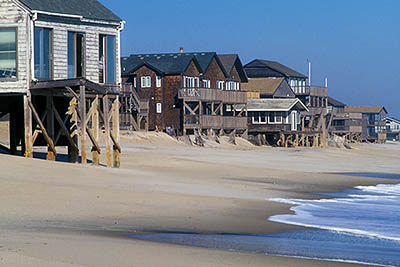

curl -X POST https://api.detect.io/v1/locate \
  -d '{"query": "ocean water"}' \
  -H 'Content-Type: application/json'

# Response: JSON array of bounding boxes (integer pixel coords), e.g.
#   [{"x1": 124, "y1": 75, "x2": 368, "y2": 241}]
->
[
  {"x1": 267, "y1": 183, "x2": 400, "y2": 266},
  {"x1": 131, "y1": 176, "x2": 400, "y2": 266}
]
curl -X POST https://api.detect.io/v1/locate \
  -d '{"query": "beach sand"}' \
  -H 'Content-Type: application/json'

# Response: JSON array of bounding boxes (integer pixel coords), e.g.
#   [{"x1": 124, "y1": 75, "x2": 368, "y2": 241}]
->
[{"x1": 0, "y1": 128, "x2": 399, "y2": 266}]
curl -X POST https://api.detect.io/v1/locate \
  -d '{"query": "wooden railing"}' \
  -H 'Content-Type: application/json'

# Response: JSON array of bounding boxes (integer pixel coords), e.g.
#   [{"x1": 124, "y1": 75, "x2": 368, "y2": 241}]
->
[
  {"x1": 178, "y1": 88, "x2": 247, "y2": 103},
  {"x1": 291, "y1": 85, "x2": 327, "y2": 97},
  {"x1": 184, "y1": 115, "x2": 247, "y2": 129}
]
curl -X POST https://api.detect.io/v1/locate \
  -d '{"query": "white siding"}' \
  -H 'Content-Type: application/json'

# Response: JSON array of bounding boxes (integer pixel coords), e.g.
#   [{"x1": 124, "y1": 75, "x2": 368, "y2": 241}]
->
[
  {"x1": 34, "y1": 20, "x2": 121, "y2": 84},
  {"x1": 0, "y1": 0, "x2": 30, "y2": 93},
  {"x1": 0, "y1": 0, "x2": 122, "y2": 94}
]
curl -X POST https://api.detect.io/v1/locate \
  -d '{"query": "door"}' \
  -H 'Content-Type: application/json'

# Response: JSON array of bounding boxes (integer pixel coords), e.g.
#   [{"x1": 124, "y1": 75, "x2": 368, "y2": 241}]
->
[{"x1": 291, "y1": 111, "x2": 297, "y2": 131}]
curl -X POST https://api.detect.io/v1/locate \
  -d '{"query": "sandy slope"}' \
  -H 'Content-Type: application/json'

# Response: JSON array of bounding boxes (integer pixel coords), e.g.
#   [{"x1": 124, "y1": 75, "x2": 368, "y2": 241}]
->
[{"x1": 0, "y1": 130, "x2": 399, "y2": 266}]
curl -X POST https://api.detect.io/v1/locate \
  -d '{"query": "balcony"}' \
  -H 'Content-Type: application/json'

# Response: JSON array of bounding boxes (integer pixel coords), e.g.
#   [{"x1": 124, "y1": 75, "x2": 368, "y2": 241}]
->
[
  {"x1": 178, "y1": 88, "x2": 247, "y2": 104},
  {"x1": 183, "y1": 115, "x2": 247, "y2": 129},
  {"x1": 291, "y1": 85, "x2": 327, "y2": 97}
]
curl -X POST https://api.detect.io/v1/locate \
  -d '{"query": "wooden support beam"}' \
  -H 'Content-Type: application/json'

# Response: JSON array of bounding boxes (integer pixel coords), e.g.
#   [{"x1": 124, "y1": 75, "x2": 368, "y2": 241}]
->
[
  {"x1": 103, "y1": 95, "x2": 112, "y2": 167},
  {"x1": 46, "y1": 96, "x2": 56, "y2": 160},
  {"x1": 28, "y1": 100, "x2": 56, "y2": 155},
  {"x1": 68, "y1": 97, "x2": 79, "y2": 163},
  {"x1": 112, "y1": 97, "x2": 121, "y2": 168},
  {"x1": 53, "y1": 106, "x2": 79, "y2": 152},
  {"x1": 9, "y1": 111, "x2": 17, "y2": 155},
  {"x1": 92, "y1": 96, "x2": 100, "y2": 166},
  {"x1": 80, "y1": 85, "x2": 87, "y2": 164}
]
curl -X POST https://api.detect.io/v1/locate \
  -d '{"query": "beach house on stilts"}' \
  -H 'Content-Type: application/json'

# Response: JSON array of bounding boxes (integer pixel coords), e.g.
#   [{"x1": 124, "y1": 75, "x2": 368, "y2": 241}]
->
[
  {"x1": 0, "y1": 0, "x2": 124, "y2": 167},
  {"x1": 243, "y1": 59, "x2": 328, "y2": 147},
  {"x1": 120, "y1": 51, "x2": 248, "y2": 137}
]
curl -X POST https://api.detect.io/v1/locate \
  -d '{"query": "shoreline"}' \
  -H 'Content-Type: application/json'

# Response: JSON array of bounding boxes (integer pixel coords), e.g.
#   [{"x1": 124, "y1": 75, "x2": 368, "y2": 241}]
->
[{"x1": 0, "y1": 133, "x2": 399, "y2": 266}]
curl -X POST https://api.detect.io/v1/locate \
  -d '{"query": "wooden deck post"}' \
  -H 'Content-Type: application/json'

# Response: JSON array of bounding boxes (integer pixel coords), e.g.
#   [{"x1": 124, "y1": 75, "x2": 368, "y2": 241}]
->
[
  {"x1": 68, "y1": 97, "x2": 79, "y2": 163},
  {"x1": 92, "y1": 96, "x2": 100, "y2": 166},
  {"x1": 79, "y1": 85, "x2": 87, "y2": 164},
  {"x1": 46, "y1": 96, "x2": 56, "y2": 160},
  {"x1": 112, "y1": 96, "x2": 120, "y2": 168},
  {"x1": 103, "y1": 95, "x2": 112, "y2": 167},
  {"x1": 9, "y1": 109, "x2": 17, "y2": 155},
  {"x1": 24, "y1": 95, "x2": 33, "y2": 158}
]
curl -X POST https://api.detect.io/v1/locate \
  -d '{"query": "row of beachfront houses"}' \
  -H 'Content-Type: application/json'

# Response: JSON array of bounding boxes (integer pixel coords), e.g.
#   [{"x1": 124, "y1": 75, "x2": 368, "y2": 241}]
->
[
  {"x1": 120, "y1": 52, "x2": 396, "y2": 145},
  {"x1": 0, "y1": 0, "x2": 397, "y2": 166}
]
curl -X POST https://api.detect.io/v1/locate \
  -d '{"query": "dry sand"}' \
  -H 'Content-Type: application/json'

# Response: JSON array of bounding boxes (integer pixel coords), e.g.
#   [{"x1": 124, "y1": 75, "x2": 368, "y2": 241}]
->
[{"x1": 0, "y1": 128, "x2": 400, "y2": 266}]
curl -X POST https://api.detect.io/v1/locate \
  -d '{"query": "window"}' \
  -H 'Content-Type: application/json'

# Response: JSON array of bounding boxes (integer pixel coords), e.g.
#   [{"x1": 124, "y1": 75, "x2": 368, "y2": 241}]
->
[
  {"x1": 99, "y1": 34, "x2": 116, "y2": 83},
  {"x1": 156, "y1": 76, "x2": 161, "y2": 87},
  {"x1": 203, "y1": 79, "x2": 210, "y2": 88},
  {"x1": 34, "y1": 27, "x2": 51, "y2": 79},
  {"x1": 217, "y1": 80, "x2": 224, "y2": 89},
  {"x1": 68, "y1": 32, "x2": 84, "y2": 78},
  {"x1": 275, "y1": 111, "x2": 283, "y2": 123},
  {"x1": 156, "y1": 103, "x2": 162, "y2": 113},
  {"x1": 252, "y1": 112, "x2": 267, "y2": 124},
  {"x1": 268, "y1": 112, "x2": 275, "y2": 123},
  {"x1": 141, "y1": 76, "x2": 151, "y2": 88},
  {"x1": 187, "y1": 77, "x2": 194, "y2": 88},
  {"x1": 0, "y1": 28, "x2": 17, "y2": 79}
]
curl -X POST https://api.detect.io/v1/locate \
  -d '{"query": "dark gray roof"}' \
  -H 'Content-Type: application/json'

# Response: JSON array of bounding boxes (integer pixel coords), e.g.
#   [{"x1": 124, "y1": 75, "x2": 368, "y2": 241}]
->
[
  {"x1": 121, "y1": 54, "x2": 201, "y2": 76},
  {"x1": 18, "y1": 0, "x2": 122, "y2": 22},
  {"x1": 328, "y1": 96, "x2": 346, "y2": 107},
  {"x1": 122, "y1": 52, "x2": 230, "y2": 76},
  {"x1": 244, "y1": 59, "x2": 307, "y2": 79},
  {"x1": 218, "y1": 54, "x2": 248, "y2": 82}
]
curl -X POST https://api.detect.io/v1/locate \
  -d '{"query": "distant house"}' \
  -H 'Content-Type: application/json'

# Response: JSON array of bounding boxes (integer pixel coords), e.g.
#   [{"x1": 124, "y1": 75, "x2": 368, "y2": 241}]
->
[
  {"x1": 243, "y1": 59, "x2": 328, "y2": 139},
  {"x1": 244, "y1": 59, "x2": 308, "y2": 94},
  {"x1": 246, "y1": 98, "x2": 308, "y2": 145},
  {"x1": 327, "y1": 97, "x2": 362, "y2": 141},
  {"x1": 384, "y1": 117, "x2": 400, "y2": 141},
  {"x1": 344, "y1": 106, "x2": 388, "y2": 143},
  {"x1": 0, "y1": 0, "x2": 124, "y2": 166},
  {"x1": 120, "y1": 52, "x2": 248, "y2": 135}
]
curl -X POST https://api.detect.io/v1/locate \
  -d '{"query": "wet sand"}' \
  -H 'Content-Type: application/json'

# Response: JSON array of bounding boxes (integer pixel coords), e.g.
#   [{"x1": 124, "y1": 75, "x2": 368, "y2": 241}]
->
[{"x1": 0, "y1": 130, "x2": 399, "y2": 266}]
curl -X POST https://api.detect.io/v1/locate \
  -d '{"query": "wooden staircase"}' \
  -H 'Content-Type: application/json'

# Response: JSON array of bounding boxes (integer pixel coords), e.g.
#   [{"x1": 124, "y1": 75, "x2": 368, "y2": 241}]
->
[{"x1": 120, "y1": 83, "x2": 149, "y2": 131}]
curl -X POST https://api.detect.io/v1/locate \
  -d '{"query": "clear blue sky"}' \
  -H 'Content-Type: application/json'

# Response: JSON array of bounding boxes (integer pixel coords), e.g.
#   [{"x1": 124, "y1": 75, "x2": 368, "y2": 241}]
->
[{"x1": 102, "y1": 0, "x2": 400, "y2": 118}]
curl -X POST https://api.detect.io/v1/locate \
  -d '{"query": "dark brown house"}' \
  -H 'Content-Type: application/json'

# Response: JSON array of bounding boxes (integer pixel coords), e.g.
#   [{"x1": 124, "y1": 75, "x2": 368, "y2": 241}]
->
[{"x1": 121, "y1": 52, "x2": 248, "y2": 135}]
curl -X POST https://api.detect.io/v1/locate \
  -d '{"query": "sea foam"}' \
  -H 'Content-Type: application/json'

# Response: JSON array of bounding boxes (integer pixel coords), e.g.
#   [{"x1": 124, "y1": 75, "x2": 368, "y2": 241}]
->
[{"x1": 267, "y1": 183, "x2": 400, "y2": 242}]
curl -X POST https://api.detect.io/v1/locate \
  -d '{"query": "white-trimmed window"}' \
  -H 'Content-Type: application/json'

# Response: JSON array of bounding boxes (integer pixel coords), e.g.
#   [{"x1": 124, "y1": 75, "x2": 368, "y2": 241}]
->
[
  {"x1": 141, "y1": 76, "x2": 151, "y2": 88},
  {"x1": 0, "y1": 28, "x2": 17, "y2": 79},
  {"x1": 156, "y1": 76, "x2": 161, "y2": 87},
  {"x1": 156, "y1": 103, "x2": 162, "y2": 113},
  {"x1": 252, "y1": 112, "x2": 267, "y2": 124},
  {"x1": 203, "y1": 79, "x2": 210, "y2": 88},
  {"x1": 217, "y1": 80, "x2": 225, "y2": 89},
  {"x1": 275, "y1": 112, "x2": 283, "y2": 123}
]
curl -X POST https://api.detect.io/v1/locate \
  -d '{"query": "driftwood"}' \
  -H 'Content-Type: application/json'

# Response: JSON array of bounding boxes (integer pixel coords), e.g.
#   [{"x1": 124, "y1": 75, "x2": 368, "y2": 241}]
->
[
  {"x1": 194, "y1": 129, "x2": 204, "y2": 147},
  {"x1": 227, "y1": 131, "x2": 236, "y2": 145}
]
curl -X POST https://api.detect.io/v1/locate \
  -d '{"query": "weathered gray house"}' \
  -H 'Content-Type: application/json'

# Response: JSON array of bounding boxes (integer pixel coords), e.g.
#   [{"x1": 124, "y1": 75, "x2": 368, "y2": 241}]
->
[
  {"x1": 0, "y1": 0, "x2": 124, "y2": 167},
  {"x1": 327, "y1": 96, "x2": 362, "y2": 142},
  {"x1": 243, "y1": 59, "x2": 328, "y2": 147},
  {"x1": 344, "y1": 106, "x2": 387, "y2": 143}
]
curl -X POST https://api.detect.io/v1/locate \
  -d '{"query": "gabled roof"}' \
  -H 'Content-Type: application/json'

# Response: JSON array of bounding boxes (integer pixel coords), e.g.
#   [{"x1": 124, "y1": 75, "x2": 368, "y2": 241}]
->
[
  {"x1": 244, "y1": 59, "x2": 307, "y2": 79},
  {"x1": 344, "y1": 106, "x2": 388, "y2": 114},
  {"x1": 122, "y1": 52, "x2": 230, "y2": 77},
  {"x1": 328, "y1": 96, "x2": 346, "y2": 107},
  {"x1": 121, "y1": 53, "x2": 202, "y2": 76},
  {"x1": 242, "y1": 77, "x2": 284, "y2": 95},
  {"x1": 247, "y1": 98, "x2": 308, "y2": 112},
  {"x1": 218, "y1": 54, "x2": 248, "y2": 82},
  {"x1": 18, "y1": 0, "x2": 122, "y2": 22},
  {"x1": 384, "y1": 117, "x2": 400, "y2": 124},
  {"x1": 241, "y1": 77, "x2": 295, "y2": 98}
]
